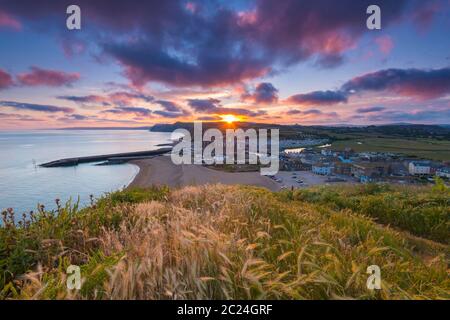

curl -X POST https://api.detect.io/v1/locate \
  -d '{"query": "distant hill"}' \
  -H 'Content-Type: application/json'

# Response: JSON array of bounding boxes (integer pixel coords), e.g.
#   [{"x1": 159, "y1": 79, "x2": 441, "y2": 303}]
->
[
  {"x1": 151, "y1": 122, "x2": 450, "y2": 140},
  {"x1": 323, "y1": 124, "x2": 450, "y2": 140}
]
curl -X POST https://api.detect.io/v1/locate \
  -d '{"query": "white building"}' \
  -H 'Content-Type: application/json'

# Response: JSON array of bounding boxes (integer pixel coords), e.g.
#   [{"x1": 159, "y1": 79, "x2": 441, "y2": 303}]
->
[
  {"x1": 408, "y1": 161, "x2": 431, "y2": 175},
  {"x1": 436, "y1": 167, "x2": 450, "y2": 179},
  {"x1": 312, "y1": 163, "x2": 333, "y2": 175}
]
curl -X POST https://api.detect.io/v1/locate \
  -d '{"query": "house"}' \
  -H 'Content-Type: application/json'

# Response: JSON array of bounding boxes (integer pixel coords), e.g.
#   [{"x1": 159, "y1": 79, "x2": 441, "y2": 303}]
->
[
  {"x1": 408, "y1": 161, "x2": 431, "y2": 175},
  {"x1": 338, "y1": 155, "x2": 353, "y2": 164},
  {"x1": 321, "y1": 148, "x2": 333, "y2": 156},
  {"x1": 436, "y1": 167, "x2": 450, "y2": 179},
  {"x1": 334, "y1": 162, "x2": 352, "y2": 176},
  {"x1": 281, "y1": 157, "x2": 311, "y2": 171},
  {"x1": 312, "y1": 162, "x2": 333, "y2": 175},
  {"x1": 351, "y1": 162, "x2": 391, "y2": 183},
  {"x1": 390, "y1": 162, "x2": 408, "y2": 176}
]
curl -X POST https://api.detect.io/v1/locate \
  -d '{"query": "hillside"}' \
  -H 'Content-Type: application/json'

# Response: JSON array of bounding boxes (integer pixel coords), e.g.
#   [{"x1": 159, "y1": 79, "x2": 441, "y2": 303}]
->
[{"x1": 1, "y1": 184, "x2": 449, "y2": 299}]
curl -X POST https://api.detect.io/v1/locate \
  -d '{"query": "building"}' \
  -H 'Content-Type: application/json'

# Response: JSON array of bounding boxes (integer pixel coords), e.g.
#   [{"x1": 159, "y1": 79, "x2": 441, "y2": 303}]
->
[
  {"x1": 390, "y1": 162, "x2": 409, "y2": 176},
  {"x1": 436, "y1": 167, "x2": 450, "y2": 179},
  {"x1": 338, "y1": 155, "x2": 353, "y2": 164},
  {"x1": 351, "y1": 162, "x2": 391, "y2": 183},
  {"x1": 281, "y1": 157, "x2": 311, "y2": 171},
  {"x1": 408, "y1": 161, "x2": 431, "y2": 175},
  {"x1": 312, "y1": 162, "x2": 333, "y2": 175},
  {"x1": 321, "y1": 148, "x2": 333, "y2": 156},
  {"x1": 334, "y1": 162, "x2": 352, "y2": 176}
]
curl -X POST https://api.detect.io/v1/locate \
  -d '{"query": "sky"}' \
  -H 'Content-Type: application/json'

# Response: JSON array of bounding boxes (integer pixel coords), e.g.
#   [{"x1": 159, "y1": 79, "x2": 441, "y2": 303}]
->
[{"x1": 0, "y1": 0, "x2": 449, "y2": 129}]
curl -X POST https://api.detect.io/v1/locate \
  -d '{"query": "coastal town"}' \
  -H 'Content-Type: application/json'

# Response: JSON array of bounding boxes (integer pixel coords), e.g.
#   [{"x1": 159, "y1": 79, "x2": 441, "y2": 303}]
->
[{"x1": 273, "y1": 142, "x2": 450, "y2": 189}]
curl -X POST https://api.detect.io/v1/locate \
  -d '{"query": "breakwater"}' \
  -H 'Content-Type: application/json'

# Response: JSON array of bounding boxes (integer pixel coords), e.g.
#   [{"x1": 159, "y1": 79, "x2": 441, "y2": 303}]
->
[{"x1": 40, "y1": 148, "x2": 172, "y2": 167}]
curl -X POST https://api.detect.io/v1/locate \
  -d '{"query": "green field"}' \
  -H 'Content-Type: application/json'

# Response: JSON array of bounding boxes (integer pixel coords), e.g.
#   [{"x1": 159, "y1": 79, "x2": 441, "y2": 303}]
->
[{"x1": 330, "y1": 137, "x2": 450, "y2": 161}]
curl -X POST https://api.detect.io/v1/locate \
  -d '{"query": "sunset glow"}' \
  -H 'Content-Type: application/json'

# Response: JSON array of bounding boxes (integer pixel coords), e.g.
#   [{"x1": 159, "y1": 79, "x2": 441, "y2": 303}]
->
[{"x1": 221, "y1": 114, "x2": 239, "y2": 124}]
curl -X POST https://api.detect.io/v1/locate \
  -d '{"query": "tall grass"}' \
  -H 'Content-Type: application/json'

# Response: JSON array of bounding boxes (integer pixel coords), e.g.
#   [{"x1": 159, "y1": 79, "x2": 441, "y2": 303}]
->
[
  {"x1": 1, "y1": 184, "x2": 448, "y2": 299},
  {"x1": 285, "y1": 183, "x2": 449, "y2": 244}
]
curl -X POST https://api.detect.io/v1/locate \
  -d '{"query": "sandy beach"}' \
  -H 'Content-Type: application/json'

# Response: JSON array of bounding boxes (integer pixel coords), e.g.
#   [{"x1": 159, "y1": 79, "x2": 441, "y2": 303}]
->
[{"x1": 128, "y1": 155, "x2": 281, "y2": 191}]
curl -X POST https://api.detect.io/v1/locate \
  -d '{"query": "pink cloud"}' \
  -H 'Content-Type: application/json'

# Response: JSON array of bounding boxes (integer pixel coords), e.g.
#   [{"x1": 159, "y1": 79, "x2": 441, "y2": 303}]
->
[
  {"x1": 412, "y1": 1, "x2": 442, "y2": 32},
  {"x1": 17, "y1": 66, "x2": 80, "y2": 87},
  {"x1": 185, "y1": 2, "x2": 198, "y2": 13},
  {"x1": 61, "y1": 38, "x2": 86, "y2": 58},
  {"x1": 0, "y1": 69, "x2": 14, "y2": 89},
  {"x1": 0, "y1": 10, "x2": 21, "y2": 30},
  {"x1": 342, "y1": 67, "x2": 450, "y2": 100},
  {"x1": 375, "y1": 36, "x2": 394, "y2": 55}
]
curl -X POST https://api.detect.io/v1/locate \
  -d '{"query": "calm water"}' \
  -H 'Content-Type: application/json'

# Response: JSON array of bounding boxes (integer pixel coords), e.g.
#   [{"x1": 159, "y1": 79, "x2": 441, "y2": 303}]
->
[{"x1": 0, "y1": 130, "x2": 174, "y2": 214}]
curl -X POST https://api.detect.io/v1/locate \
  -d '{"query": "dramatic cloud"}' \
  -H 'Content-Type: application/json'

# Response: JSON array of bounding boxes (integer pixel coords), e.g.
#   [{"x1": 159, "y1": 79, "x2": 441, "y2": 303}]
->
[
  {"x1": 0, "y1": 101, "x2": 74, "y2": 113},
  {"x1": 356, "y1": 106, "x2": 386, "y2": 113},
  {"x1": 0, "y1": 112, "x2": 41, "y2": 121},
  {"x1": 412, "y1": 1, "x2": 442, "y2": 31},
  {"x1": 17, "y1": 67, "x2": 80, "y2": 87},
  {"x1": 367, "y1": 109, "x2": 450, "y2": 123},
  {"x1": 153, "y1": 100, "x2": 190, "y2": 118},
  {"x1": 285, "y1": 67, "x2": 450, "y2": 111},
  {"x1": 375, "y1": 36, "x2": 394, "y2": 55},
  {"x1": 108, "y1": 91, "x2": 154, "y2": 105},
  {"x1": 58, "y1": 114, "x2": 94, "y2": 121},
  {"x1": 105, "y1": 41, "x2": 269, "y2": 87},
  {"x1": 0, "y1": 69, "x2": 14, "y2": 89},
  {"x1": 58, "y1": 91, "x2": 154, "y2": 107},
  {"x1": 0, "y1": 0, "x2": 436, "y2": 87},
  {"x1": 187, "y1": 98, "x2": 221, "y2": 112},
  {"x1": 285, "y1": 108, "x2": 338, "y2": 121},
  {"x1": 57, "y1": 95, "x2": 109, "y2": 106},
  {"x1": 0, "y1": 10, "x2": 21, "y2": 30},
  {"x1": 286, "y1": 90, "x2": 348, "y2": 106},
  {"x1": 65, "y1": 114, "x2": 90, "y2": 121},
  {"x1": 287, "y1": 109, "x2": 323, "y2": 115},
  {"x1": 342, "y1": 67, "x2": 450, "y2": 99},
  {"x1": 155, "y1": 100, "x2": 182, "y2": 112},
  {"x1": 187, "y1": 98, "x2": 265, "y2": 117},
  {"x1": 153, "y1": 110, "x2": 185, "y2": 118},
  {"x1": 102, "y1": 106, "x2": 152, "y2": 117},
  {"x1": 0, "y1": 1, "x2": 447, "y2": 127},
  {"x1": 242, "y1": 82, "x2": 278, "y2": 104}
]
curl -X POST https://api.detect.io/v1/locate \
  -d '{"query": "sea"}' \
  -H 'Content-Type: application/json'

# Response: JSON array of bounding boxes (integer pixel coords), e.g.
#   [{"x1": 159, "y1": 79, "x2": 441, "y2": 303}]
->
[{"x1": 0, "y1": 130, "x2": 175, "y2": 214}]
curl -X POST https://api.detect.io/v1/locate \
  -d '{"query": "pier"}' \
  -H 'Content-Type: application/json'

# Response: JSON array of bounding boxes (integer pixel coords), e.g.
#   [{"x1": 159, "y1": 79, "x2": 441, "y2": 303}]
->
[{"x1": 39, "y1": 148, "x2": 172, "y2": 167}]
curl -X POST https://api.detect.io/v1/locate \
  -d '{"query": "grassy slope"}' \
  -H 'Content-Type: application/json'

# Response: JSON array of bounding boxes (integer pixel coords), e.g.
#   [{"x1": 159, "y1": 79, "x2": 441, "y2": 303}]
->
[{"x1": 0, "y1": 184, "x2": 449, "y2": 300}]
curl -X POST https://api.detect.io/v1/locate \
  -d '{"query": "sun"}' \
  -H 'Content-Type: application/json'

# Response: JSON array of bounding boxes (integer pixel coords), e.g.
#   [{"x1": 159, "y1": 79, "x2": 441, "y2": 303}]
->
[{"x1": 221, "y1": 114, "x2": 239, "y2": 124}]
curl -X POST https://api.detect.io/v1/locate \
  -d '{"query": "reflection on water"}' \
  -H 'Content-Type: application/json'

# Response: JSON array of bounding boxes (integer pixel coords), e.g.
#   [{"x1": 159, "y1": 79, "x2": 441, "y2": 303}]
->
[
  {"x1": 284, "y1": 147, "x2": 306, "y2": 153},
  {"x1": 284, "y1": 144, "x2": 332, "y2": 154},
  {"x1": 0, "y1": 130, "x2": 174, "y2": 214}
]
